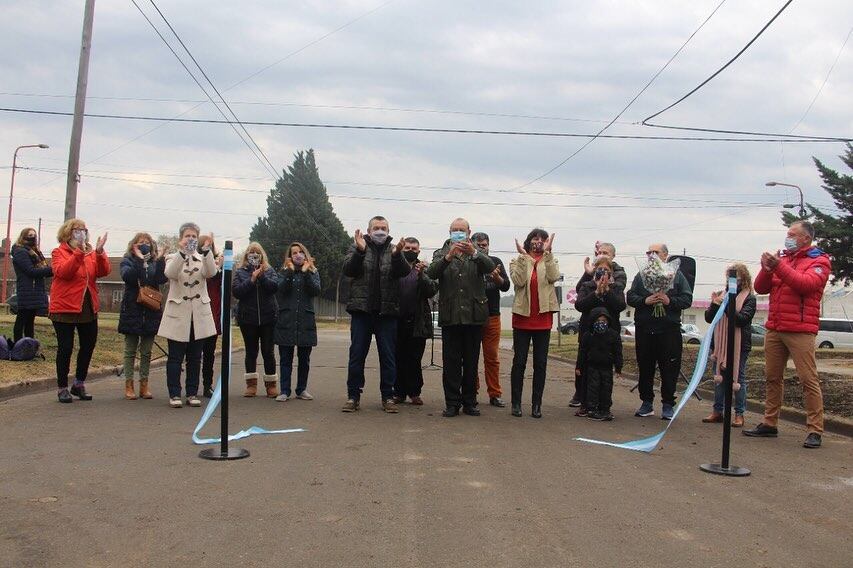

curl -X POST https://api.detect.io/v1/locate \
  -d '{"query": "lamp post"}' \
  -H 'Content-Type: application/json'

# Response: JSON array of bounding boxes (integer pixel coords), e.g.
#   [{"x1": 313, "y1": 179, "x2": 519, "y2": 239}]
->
[
  {"x1": 766, "y1": 181, "x2": 805, "y2": 218},
  {"x1": 3, "y1": 144, "x2": 49, "y2": 303}
]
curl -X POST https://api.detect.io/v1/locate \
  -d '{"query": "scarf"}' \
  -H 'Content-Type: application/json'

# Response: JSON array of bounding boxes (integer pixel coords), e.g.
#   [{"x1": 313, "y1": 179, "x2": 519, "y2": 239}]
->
[{"x1": 711, "y1": 289, "x2": 749, "y2": 391}]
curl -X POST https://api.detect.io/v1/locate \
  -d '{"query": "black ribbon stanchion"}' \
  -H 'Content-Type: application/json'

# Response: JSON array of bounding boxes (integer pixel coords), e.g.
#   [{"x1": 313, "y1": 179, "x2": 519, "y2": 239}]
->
[
  {"x1": 700, "y1": 268, "x2": 750, "y2": 477},
  {"x1": 200, "y1": 240, "x2": 250, "y2": 461}
]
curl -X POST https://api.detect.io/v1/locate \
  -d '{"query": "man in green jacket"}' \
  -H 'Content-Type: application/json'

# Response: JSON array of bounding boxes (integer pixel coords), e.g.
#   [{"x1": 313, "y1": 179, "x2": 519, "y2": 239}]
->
[{"x1": 427, "y1": 218, "x2": 495, "y2": 417}]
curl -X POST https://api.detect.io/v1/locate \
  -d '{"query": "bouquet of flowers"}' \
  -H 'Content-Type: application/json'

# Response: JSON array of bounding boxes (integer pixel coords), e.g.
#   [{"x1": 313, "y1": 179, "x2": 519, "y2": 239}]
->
[{"x1": 639, "y1": 256, "x2": 680, "y2": 317}]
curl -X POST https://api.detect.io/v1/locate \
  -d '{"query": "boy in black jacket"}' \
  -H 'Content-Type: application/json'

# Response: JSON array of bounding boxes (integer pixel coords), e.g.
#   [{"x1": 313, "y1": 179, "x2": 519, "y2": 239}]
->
[{"x1": 575, "y1": 307, "x2": 623, "y2": 420}]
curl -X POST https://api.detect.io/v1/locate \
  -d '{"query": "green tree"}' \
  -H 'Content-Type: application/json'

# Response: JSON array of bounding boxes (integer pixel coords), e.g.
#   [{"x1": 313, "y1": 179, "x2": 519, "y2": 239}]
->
[
  {"x1": 782, "y1": 143, "x2": 853, "y2": 285},
  {"x1": 250, "y1": 149, "x2": 351, "y2": 297}
]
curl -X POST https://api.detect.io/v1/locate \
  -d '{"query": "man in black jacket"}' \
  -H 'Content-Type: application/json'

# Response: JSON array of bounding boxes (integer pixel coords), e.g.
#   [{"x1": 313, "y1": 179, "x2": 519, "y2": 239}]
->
[
  {"x1": 394, "y1": 237, "x2": 438, "y2": 405},
  {"x1": 342, "y1": 216, "x2": 410, "y2": 413},
  {"x1": 471, "y1": 232, "x2": 510, "y2": 407},
  {"x1": 626, "y1": 243, "x2": 693, "y2": 421}
]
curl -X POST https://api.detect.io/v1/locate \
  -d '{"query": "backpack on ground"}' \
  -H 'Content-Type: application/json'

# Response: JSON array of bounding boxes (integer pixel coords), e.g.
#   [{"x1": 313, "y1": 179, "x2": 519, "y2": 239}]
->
[
  {"x1": 0, "y1": 336, "x2": 10, "y2": 360},
  {"x1": 10, "y1": 337, "x2": 42, "y2": 361}
]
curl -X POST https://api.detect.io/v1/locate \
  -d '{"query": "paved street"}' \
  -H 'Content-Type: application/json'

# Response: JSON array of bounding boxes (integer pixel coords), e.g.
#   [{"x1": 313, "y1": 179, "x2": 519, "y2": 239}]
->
[{"x1": 1, "y1": 329, "x2": 850, "y2": 567}]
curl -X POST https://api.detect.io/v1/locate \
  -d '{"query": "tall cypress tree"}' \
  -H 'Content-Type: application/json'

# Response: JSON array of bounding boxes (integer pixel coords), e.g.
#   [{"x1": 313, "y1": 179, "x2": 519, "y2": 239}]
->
[
  {"x1": 251, "y1": 149, "x2": 351, "y2": 297},
  {"x1": 782, "y1": 143, "x2": 853, "y2": 285}
]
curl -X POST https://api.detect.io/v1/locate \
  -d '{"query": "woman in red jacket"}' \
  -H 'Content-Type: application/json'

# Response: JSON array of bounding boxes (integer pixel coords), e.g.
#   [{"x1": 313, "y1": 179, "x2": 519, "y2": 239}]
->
[{"x1": 49, "y1": 218, "x2": 111, "y2": 403}]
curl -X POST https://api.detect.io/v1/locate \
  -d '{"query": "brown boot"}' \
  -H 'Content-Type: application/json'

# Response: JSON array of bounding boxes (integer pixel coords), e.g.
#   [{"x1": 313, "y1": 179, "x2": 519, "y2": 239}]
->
[
  {"x1": 125, "y1": 379, "x2": 138, "y2": 400},
  {"x1": 139, "y1": 379, "x2": 153, "y2": 399},
  {"x1": 732, "y1": 414, "x2": 744, "y2": 428},
  {"x1": 702, "y1": 411, "x2": 723, "y2": 423},
  {"x1": 263, "y1": 374, "x2": 279, "y2": 398},
  {"x1": 243, "y1": 373, "x2": 258, "y2": 397}
]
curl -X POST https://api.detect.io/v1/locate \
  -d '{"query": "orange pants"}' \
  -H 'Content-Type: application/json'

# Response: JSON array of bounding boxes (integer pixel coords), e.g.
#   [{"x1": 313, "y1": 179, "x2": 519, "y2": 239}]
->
[
  {"x1": 763, "y1": 329, "x2": 824, "y2": 433},
  {"x1": 476, "y1": 315, "x2": 503, "y2": 399}
]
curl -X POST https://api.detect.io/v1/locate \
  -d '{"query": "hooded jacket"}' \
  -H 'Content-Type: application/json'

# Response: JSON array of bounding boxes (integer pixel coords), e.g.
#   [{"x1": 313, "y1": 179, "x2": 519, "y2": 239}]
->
[
  {"x1": 576, "y1": 306, "x2": 623, "y2": 373},
  {"x1": 343, "y1": 238, "x2": 411, "y2": 316},
  {"x1": 232, "y1": 265, "x2": 279, "y2": 326},
  {"x1": 11, "y1": 244, "x2": 52, "y2": 311},
  {"x1": 754, "y1": 246, "x2": 830, "y2": 334},
  {"x1": 117, "y1": 254, "x2": 168, "y2": 336}
]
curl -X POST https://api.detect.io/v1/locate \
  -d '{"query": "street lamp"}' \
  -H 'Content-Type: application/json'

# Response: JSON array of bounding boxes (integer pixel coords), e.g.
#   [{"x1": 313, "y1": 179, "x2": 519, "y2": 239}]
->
[
  {"x1": 2, "y1": 144, "x2": 49, "y2": 303},
  {"x1": 765, "y1": 181, "x2": 805, "y2": 218}
]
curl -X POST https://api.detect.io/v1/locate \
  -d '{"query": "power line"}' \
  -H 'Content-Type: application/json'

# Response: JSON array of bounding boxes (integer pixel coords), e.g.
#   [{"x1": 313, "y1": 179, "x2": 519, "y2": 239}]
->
[
  {"x1": 3, "y1": 107, "x2": 848, "y2": 142},
  {"x1": 512, "y1": 0, "x2": 729, "y2": 190}
]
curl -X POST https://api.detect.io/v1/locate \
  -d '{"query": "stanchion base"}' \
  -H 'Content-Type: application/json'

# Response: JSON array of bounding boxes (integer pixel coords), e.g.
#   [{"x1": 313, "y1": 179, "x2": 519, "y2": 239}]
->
[
  {"x1": 199, "y1": 448, "x2": 250, "y2": 461},
  {"x1": 700, "y1": 463, "x2": 751, "y2": 477}
]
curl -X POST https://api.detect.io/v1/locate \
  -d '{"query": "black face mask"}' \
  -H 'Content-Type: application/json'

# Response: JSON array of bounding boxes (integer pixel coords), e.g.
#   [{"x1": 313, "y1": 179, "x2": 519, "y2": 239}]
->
[
  {"x1": 403, "y1": 250, "x2": 419, "y2": 263},
  {"x1": 24, "y1": 236, "x2": 37, "y2": 245}
]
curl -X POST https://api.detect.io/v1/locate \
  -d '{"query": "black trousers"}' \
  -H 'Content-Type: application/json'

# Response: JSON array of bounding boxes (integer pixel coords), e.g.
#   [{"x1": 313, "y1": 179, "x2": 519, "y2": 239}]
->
[
  {"x1": 14, "y1": 309, "x2": 38, "y2": 343},
  {"x1": 510, "y1": 329, "x2": 550, "y2": 406},
  {"x1": 635, "y1": 326, "x2": 683, "y2": 406},
  {"x1": 239, "y1": 322, "x2": 276, "y2": 375},
  {"x1": 586, "y1": 365, "x2": 614, "y2": 412},
  {"x1": 52, "y1": 320, "x2": 99, "y2": 389},
  {"x1": 395, "y1": 318, "x2": 427, "y2": 398},
  {"x1": 441, "y1": 324, "x2": 483, "y2": 408},
  {"x1": 201, "y1": 334, "x2": 219, "y2": 389},
  {"x1": 166, "y1": 332, "x2": 204, "y2": 398}
]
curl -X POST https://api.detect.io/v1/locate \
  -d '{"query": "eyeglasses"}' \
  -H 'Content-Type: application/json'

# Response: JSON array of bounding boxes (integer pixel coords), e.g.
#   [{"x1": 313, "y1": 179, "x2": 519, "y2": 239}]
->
[{"x1": 646, "y1": 250, "x2": 661, "y2": 256}]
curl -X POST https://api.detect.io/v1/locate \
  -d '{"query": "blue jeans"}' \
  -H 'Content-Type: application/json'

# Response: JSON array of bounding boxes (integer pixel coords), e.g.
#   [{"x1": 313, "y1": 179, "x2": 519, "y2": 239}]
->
[
  {"x1": 279, "y1": 345, "x2": 312, "y2": 396},
  {"x1": 346, "y1": 312, "x2": 397, "y2": 401},
  {"x1": 713, "y1": 347, "x2": 749, "y2": 415}
]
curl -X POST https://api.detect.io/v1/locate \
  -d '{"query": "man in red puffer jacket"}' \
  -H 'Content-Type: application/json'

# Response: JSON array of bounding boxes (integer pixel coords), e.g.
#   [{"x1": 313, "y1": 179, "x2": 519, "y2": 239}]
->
[{"x1": 744, "y1": 221, "x2": 831, "y2": 449}]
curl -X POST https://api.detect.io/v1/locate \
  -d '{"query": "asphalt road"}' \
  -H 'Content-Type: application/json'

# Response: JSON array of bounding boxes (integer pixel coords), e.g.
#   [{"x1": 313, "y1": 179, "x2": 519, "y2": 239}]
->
[{"x1": 1, "y1": 330, "x2": 850, "y2": 567}]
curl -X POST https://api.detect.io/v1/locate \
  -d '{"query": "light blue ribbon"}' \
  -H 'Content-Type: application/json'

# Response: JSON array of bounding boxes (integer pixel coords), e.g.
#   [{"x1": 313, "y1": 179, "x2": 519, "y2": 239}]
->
[
  {"x1": 192, "y1": 252, "x2": 305, "y2": 445},
  {"x1": 575, "y1": 295, "x2": 729, "y2": 452}
]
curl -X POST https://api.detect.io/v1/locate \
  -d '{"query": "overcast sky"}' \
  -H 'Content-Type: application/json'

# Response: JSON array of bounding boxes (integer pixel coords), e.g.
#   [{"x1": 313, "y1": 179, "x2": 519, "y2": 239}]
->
[{"x1": 1, "y1": 0, "x2": 851, "y2": 300}]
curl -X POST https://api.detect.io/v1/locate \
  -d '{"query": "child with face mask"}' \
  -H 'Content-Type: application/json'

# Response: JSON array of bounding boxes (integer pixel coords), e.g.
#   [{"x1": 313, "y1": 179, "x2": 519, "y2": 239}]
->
[
  {"x1": 273, "y1": 242, "x2": 321, "y2": 401},
  {"x1": 575, "y1": 307, "x2": 623, "y2": 421},
  {"x1": 232, "y1": 242, "x2": 280, "y2": 398}
]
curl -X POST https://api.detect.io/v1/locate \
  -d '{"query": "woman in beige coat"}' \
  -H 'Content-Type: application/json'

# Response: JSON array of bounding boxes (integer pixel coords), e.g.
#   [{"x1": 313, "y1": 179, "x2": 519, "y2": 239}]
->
[
  {"x1": 158, "y1": 222, "x2": 218, "y2": 408},
  {"x1": 509, "y1": 228, "x2": 560, "y2": 418}
]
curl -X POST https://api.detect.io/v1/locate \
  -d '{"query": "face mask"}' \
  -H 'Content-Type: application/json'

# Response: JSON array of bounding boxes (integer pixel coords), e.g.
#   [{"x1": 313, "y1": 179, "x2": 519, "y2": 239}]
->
[
  {"x1": 403, "y1": 250, "x2": 419, "y2": 263},
  {"x1": 24, "y1": 236, "x2": 37, "y2": 245},
  {"x1": 292, "y1": 252, "x2": 305, "y2": 265},
  {"x1": 593, "y1": 321, "x2": 609, "y2": 334},
  {"x1": 247, "y1": 253, "x2": 261, "y2": 266},
  {"x1": 185, "y1": 237, "x2": 198, "y2": 253},
  {"x1": 138, "y1": 244, "x2": 151, "y2": 256},
  {"x1": 450, "y1": 230, "x2": 467, "y2": 243},
  {"x1": 370, "y1": 230, "x2": 388, "y2": 244},
  {"x1": 72, "y1": 229, "x2": 88, "y2": 243},
  {"x1": 784, "y1": 237, "x2": 799, "y2": 251},
  {"x1": 531, "y1": 241, "x2": 544, "y2": 253},
  {"x1": 477, "y1": 244, "x2": 489, "y2": 255}
]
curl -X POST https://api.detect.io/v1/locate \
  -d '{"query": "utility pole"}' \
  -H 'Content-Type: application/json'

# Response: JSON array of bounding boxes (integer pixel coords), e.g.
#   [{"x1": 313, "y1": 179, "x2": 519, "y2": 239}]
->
[
  {"x1": 37, "y1": 217, "x2": 42, "y2": 244},
  {"x1": 65, "y1": 0, "x2": 96, "y2": 221}
]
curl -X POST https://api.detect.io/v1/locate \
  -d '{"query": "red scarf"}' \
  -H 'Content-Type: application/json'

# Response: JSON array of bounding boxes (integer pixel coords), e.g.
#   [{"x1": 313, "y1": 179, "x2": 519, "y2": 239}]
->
[{"x1": 711, "y1": 289, "x2": 749, "y2": 391}]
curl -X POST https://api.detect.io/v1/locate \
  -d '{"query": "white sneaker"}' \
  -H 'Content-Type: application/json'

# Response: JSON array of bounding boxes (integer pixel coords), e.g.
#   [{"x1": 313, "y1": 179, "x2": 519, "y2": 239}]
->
[
  {"x1": 186, "y1": 396, "x2": 202, "y2": 407},
  {"x1": 296, "y1": 391, "x2": 314, "y2": 400},
  {"x1": 275, "y1": 393, "x2": 290, "y2": 402},
  {"x1": 169, "y1": 397, "x2": 183, "y2": 408}
]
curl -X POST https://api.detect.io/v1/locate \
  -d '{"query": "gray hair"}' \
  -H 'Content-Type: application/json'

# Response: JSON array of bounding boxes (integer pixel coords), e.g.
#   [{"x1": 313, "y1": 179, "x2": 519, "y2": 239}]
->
[
  {"x1": 791, "y1": 220, "x2": 815, "y2": 239},
  {"x1": 179, "y1": 222, "x2": 200, "y2": 238},
  {"x1": 599, "y1": 242, "x2": 616, "y2": 256},
  {"x1": 660, "y1": 243, "x2": 669, "y2": 254}
]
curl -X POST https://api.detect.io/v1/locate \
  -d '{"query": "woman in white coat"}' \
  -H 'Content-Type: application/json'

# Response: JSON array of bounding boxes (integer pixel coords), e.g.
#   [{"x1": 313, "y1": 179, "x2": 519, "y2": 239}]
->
[{"x1": 158, "y1": 222, "x2": 218, "y2": 408}]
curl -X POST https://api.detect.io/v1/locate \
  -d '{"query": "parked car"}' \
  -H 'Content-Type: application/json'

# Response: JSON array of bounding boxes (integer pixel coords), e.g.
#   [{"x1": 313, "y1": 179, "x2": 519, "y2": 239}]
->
[
  {"x1": 816, "y1": 318, "x2": 853, "y2": 349},
  {"x1": 621, "y1": 321, "x2": 636, "y2": 342},
  {"x1": 751, "y1": 322, "x2": 767, "y2": 347},
  {"x1": 560, "y1": 319, "x2": 580, "y2": 335},
  {"x1": 681, "y1": 324, "x2": 703, "y2": 345}
]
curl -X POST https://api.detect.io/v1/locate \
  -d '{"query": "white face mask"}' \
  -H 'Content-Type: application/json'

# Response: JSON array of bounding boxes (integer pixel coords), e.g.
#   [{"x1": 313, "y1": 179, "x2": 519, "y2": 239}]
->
[
  {"x1": 784, "y1": 237, "x2": 799, "y2": 251},
  {"x1": 370, "y1": 230, "x2": 388, "y2": 244},
  {"x1": 247, "y1": 253, "x2": 261, "y2": 266},
  {"x1": 184, "y1": 237, "x2": 198, "y2": 253}
]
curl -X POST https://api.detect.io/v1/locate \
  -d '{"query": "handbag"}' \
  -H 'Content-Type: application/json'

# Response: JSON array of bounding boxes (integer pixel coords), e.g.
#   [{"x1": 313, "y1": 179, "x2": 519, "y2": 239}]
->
[{"x1": 137, "y1": 285, "x2": 163, "y2": 311}]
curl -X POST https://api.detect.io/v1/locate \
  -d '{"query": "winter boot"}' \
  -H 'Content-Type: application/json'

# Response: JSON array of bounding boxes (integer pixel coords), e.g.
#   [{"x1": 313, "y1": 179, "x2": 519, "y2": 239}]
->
[
  {"x1": 125, "y1": 379, "x2": 138, "y2": 400},
  {"x1": 243, "y1": 373, "x2": 259, "y2": 397},
  {"x1": 263, "y1": 374, "x2": 279, "y2": 398},
  {"x1": 139, "y1": 379, "x2": 153, "y2": 399}
]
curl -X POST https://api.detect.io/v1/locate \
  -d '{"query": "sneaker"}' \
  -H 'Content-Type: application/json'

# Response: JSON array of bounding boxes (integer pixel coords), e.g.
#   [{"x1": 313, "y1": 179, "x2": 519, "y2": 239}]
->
[
  {"x1": 661, "y1": 404, "x2": 674, "y2": 421},
  {"x1": 589, "y1": 411, "x2": 614, "y2": 421},
  {"x1": 169, "y1": 397, "x2": 183, "y2": 408},
  {"x1": 635, "y1": 401, "x2": 654, "y2": 417},
  {"x1": 410, "y1": 396, "x2": 424, "y2": 406},
  {"x1": 382, "y1": 399, "x2": 399, "y2": 413},
  {"x1": 70, "y1": 383, "x2": 93, "y2": 401},
  {"x1": 391, "y1": 395, "x2": 405, "y2": 404},
  {"x1": 186, "y1": 396, "x2": 201, "y2": 407},
  {"x1": 202, "y1": 387, "x2": 214, "y2": 399},
  {"x1": 803, "y1": 433, "x2": 822, "y2": 449},
  {"x1": 296, "y1": 391, "x2": 314, "y2": 400},
  {"x1": 574, "y1": 407, "x2": 590, "y2": 417},
  {"x1": 568, "y1": 397, "x2": 582, "y2": 408},
  {"x1": 743, "y1": 423, "x2": 778, "y2": 438},
  {"x1": 275, "y1": 393, "x2": 291, "y2": 402},
  {"x1": 341, "y1": 399, "x2": 360, "y2": 412},
  {"x1": 58, "y1": 388, "x2": 73, "y2": 404}
]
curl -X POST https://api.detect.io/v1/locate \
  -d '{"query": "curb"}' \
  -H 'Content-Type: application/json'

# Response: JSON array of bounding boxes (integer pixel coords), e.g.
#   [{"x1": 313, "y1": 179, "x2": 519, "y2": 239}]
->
[
  {"x1": 0, "y1": 347, "x2": 246, "y2": 403},
  {"x1": 504, "y1": 347, "x2": 853, "y2": 438}
]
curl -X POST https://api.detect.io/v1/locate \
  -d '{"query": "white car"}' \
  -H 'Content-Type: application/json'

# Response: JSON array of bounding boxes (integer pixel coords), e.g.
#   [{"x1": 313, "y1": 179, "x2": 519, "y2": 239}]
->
[
  {"x1": 620, "y1": 322, "x2": 703, "y2": 344},
  {"x1": 816, "y1": 318, "x2": 853, "y2": 349}
]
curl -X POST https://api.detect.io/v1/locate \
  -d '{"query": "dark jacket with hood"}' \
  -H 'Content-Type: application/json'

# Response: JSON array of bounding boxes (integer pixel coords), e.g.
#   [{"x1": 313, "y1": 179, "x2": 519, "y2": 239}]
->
[
  {"x1": 274, "y1": 267, "x2": 321, "y2": 347},
  {"x1": 118, "y1": 254, "x2": 168, "y2": 336},
  {"x1": 575, "y1": 274, "x2": 626, "y2": 335},
  {"x1": 232, "y1": 265, "x2": 279, "y2": 326},
  {"x1": 343, "y1": 237, "x2": 411, "y2": 316},
  {"x1": 576, "y1": 306, "x2": 623, "y2": 373},
  {"x1": 11, "y1": 244, "x2": 52, "y2": 311}
]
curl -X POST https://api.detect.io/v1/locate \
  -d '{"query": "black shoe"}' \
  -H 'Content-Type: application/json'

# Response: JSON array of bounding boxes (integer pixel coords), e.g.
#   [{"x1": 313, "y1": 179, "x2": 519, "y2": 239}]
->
[
  {"x1": 203, "y1": 386, "x2": 213, "y2": 398},
  {"x1": 462, "y1": 406, "x2": 481, "y2": 416},
  {"x1": 531, "y1": 404, "x2": 542, "y2": 419},
  {"x1": 511, "y1": 402, "x2": 522, "y2": 417},
  {"x1": 58, "y1": 389, "x2": 73, "y2": 403},
  {"x1": 442, "y1": 406, "x2": 460, "y2": 417},
  {"x1": 70, "y1": 383, "x2": 92, "y2": 401},
  {"x1": 568, "y1": 397, "x2": 581, "y2": 408},
  {"x1": 489, "y1": 397, "x2": 506, "y2": 408},
  {"x1": 803, "y1": 433, "x2": 822, "y2": 449},
  {"x1": 589, "y1": 411, "x2": 614, "y2": 421},
  {"x1": 743, "y1": 423, "x2": 778, "y2": 438}
]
